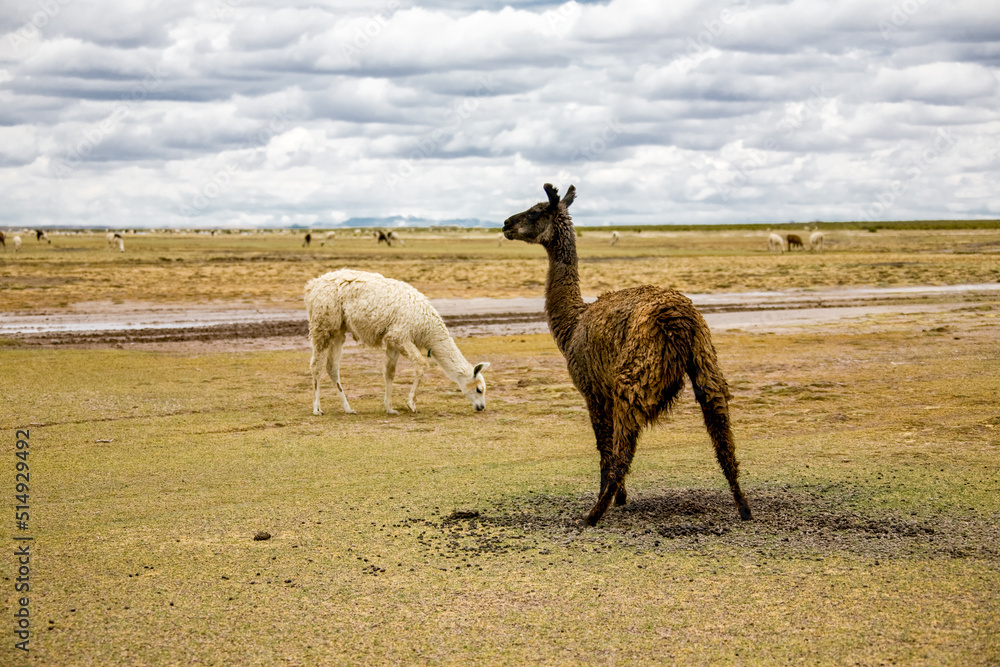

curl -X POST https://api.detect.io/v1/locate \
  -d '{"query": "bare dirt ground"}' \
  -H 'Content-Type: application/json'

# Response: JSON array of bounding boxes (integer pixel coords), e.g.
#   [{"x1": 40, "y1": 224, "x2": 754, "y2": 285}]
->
[
  {"x1": 401, "y1": 485, "x2": 998, "y2": 565},
  {"x1": 3, "y1": 282, "x2": 998, "y2": 352}
]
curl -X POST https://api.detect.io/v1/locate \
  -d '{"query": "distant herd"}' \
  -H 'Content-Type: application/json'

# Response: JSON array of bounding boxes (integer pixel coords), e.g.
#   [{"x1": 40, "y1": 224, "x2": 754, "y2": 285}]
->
[
  {"x1": 0, "y1": 229, "x2": 48, "y2": 252},
  {"x1": 768, "y1": 229, "x2": 824, "y2": 253},
  {"x1": 3, "y1": 224, "x2": 829, "y2": 256}
]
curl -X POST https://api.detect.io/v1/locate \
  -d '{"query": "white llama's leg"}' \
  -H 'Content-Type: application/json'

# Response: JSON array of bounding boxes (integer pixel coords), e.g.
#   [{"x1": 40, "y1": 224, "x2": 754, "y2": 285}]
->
[
  {"x1": 327, "y1": 332, "x2": 355, "y2": 414},
  {"x1": 383, "y1": 346, "x2": 400, "y2": 415},
  {"x1": 310, "y1": 339, "x2": 329, "y2": 415},
  {"x1": 400, "y1": 341, "x2": 429, "y2": 413}
]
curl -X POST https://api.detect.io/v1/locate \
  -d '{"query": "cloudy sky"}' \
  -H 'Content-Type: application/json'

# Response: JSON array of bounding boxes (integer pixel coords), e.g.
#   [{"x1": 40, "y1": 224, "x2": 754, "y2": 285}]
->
[{"x1": 1, "y1": 0, "x2": 998, "y2": 228}]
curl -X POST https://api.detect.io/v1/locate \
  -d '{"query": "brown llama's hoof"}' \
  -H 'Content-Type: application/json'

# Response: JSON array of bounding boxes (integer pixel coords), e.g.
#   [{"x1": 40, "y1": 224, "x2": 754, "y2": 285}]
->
[
  {"x1": 614, "y1": 488, "x2": 627, "y2": 506},
  {"x1": 739, "y1": 505, "x2": 753, "y2": 521},
  {"x1": 587, "y1": 482, "x2": 619, "y2": 526},
  {"x1": 586, "y1": 498, "x2": 611, "y2": 526}
]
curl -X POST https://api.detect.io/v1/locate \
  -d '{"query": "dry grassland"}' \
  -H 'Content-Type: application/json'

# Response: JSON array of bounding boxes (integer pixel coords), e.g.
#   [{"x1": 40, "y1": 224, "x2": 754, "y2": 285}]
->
[
  {"x1": 1, "y1": 224, "x2": 998, "y2": 665},
  {"x1": 1, "y1": 226, "x2": 998, "y2": 310}
]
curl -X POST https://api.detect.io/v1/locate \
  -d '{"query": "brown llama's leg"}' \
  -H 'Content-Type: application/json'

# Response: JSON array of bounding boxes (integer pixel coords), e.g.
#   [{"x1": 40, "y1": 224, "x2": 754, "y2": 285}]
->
[
  {"x1": 614, "y1": 480, "x2": 628, "y2": 506},
  {"x1": 587, "y1": 475, "x2": 617, "y2": 526},
  {"x1": 612, "y1": 412, "x2": 643, "y2": 508},
  {"x1": 690, "y1": 369, "x2": 752, "y2": 521},
  {"x1": 587, "y1": 407, "x2": 640, "y2": 526},
  {"x1": 586, "y1": 402, "x2": 626, "y2": 507}
]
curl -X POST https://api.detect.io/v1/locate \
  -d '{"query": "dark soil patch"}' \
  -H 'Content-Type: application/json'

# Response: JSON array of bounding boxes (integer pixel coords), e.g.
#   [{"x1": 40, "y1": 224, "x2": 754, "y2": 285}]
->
[
  {"x1": 9, "y1": 320, "x2": 309, "y2": 347},
  {"x1": 395, "y1": 486, "x2": 999, "y2": 567},
  {"x1": 6, "y1": 310, "x2": 547, "y2": 349}
]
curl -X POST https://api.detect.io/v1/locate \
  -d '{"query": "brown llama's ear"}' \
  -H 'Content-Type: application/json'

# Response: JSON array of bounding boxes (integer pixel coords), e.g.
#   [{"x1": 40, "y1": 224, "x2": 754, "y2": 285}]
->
[
  {"x1": 562, "y1": 185, "x2": 576, "y2": 208},
  {"x1": 544, "y1": 183, "x2": 560, "y2": 208}
]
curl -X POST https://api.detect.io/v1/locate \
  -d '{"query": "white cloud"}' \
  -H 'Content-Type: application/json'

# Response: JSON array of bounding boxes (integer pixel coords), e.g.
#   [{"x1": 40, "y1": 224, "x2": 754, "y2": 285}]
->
[
  {"x1": 0, "y1": 0, "x2": 997, "y2": 228},
  {"x1": 871, "y1": 62, "x2": 998, "y2": 104}
]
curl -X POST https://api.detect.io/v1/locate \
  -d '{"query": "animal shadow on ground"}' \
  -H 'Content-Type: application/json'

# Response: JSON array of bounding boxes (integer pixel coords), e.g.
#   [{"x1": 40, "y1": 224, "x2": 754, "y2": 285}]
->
[{"x1": 393, "y1": 487, "x2": 999, "y2": 571}]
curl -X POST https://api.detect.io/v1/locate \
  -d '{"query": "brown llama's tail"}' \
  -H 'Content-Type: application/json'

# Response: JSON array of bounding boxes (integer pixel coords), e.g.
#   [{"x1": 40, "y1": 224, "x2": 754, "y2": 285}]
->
[{"x1": 687, "y1": 320, "x2": 752, "y2": 521}]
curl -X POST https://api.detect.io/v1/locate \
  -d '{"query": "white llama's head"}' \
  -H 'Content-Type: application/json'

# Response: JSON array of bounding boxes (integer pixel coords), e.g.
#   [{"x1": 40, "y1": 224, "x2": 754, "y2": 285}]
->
[{"x1": 458, "y1": 362, "x2": 490, "y2": 411}]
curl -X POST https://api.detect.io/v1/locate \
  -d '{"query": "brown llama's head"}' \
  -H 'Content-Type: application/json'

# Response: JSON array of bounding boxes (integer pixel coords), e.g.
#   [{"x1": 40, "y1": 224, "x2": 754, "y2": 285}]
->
[{"x1": 503, "y1": 183, "x2": 575, "y2": 245}]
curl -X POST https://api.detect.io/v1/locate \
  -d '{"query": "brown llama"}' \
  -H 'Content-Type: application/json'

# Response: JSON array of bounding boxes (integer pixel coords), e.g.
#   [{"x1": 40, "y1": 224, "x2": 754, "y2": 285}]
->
[
  {"x1": 502, "y1": 184, "x2": 752, "y2": 526},
  {"x1": 786, "y1": 233, "x2": 804, "y2": 250}
]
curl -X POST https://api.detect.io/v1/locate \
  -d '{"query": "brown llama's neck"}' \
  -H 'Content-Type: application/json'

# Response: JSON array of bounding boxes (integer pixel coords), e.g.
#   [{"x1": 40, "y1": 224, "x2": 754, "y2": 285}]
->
[{"x1": 541, "y1": 216, "x2": 586, "y2": 353}]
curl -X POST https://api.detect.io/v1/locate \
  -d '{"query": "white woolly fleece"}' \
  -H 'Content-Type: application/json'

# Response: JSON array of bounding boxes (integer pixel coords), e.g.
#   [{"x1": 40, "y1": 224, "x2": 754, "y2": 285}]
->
[{"x1": 305, "y1": 269, "x2": 473, "y2": 379}]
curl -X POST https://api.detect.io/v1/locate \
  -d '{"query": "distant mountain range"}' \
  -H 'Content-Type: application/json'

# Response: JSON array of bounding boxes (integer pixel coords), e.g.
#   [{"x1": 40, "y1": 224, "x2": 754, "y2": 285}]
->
[
  {"x1": 291, "y1": 217, "x2": 502, "y2": 229},
  {"x1": 13, "y1": 217, "x2": 505, "y2": 232}
]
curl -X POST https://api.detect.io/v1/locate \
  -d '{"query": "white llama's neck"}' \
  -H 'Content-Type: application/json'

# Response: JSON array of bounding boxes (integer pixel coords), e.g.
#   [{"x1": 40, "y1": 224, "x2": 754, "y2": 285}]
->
[{"x1": 427, "y1": 330, "x2": 472, "y2": 382}]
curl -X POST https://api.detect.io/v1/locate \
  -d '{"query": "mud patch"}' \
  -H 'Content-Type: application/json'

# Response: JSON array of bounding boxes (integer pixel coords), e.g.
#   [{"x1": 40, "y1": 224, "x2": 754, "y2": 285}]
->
[
  {"x1": 396, "y1": 486, "x2": 999, "y2": 568},
  {"x1": 5, "y1": 284, "x2": 999, "y2": 350},
  {"x1": 9, "y1": 320, "x2": 309, "y2": 348},
  {"x1": 5, "y1": 310, "x2": 551, "y2": 351}
]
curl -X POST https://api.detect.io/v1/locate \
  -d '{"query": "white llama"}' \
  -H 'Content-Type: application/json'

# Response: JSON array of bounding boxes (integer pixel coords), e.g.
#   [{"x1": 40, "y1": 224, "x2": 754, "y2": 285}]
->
[
  {"x1": 767, "y1": 232, "x2": 785, "y2": 253},
  {"x1": 809, "y1": 230, "x2": 825, "y2": 252},
  {"x1": 304, "y1": 269, "x2": 490, "y2": 415}
]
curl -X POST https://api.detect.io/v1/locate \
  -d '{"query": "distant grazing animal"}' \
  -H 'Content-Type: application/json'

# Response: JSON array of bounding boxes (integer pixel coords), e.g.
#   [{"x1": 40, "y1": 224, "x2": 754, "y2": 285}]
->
[
  {"x1": 0, "y1": 231, "x2": 5, "y2": 250},
  {"x1": 388, "y1": 231, "x2": 404, "y2": 245},
  {"x1": 13, "y1": 236, "x2": 22, "y2": 252},
  {"x1": 320, "y1": 231, "x2": 337, "y2": 246},
  {"x1": 786, "y1": 234, "x2": 804, "y2": 251},
  {"x1": 35, "y1": 230, "x2": 50, "y2": 244},
  {"x1": 503, "y1": 184, "x2": 751, "y2": 526},
  {"x1": 809, "y1": 230, "x2": 825, "y2": 252},
  {"x1": 353, "y1": 229, "x2": 362, "y2": 236},
  {"x1": 610, "y1": 231, "x2": 620, "y2": 245},
  {"x1": 303, "y1": 233, "x2": 312, "y2": 247},
  {"x1": 106, "y1": 232, "x2": 125, "y2": 252},
  {"x1": 304, "y1": 269, "x2": 490, "y2": 415},
  {"x1": 375, "y1": 230, "x2": 392, "y2": 246},
  {"x1": 497, "y1": 232, "x2": 505, "y2": 246},
  {"x1": 767, "y1": 232, "x2": 785, "y2": 253}
]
